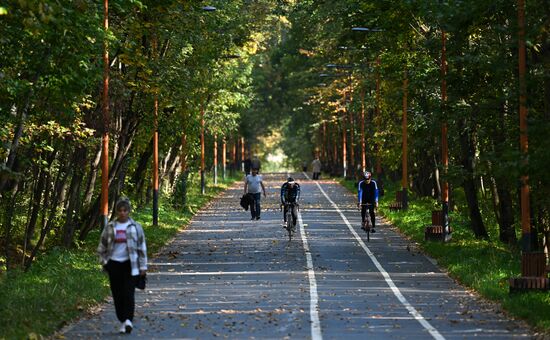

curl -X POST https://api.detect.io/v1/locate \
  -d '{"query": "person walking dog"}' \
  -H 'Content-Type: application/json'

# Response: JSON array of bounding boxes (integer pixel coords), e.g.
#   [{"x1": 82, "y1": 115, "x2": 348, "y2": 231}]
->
[{"x1": 97, "y1": 198, "x2": 148, "y2": 334}]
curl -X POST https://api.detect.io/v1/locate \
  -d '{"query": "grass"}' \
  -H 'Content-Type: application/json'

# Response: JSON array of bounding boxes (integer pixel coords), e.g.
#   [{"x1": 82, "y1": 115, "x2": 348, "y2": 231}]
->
[
  {"x1": 340, "y1": 178, "x2": 550, "y2": 333},
  {"x1": 0, "y1": 174, "x2": 238, "y2": 339}
]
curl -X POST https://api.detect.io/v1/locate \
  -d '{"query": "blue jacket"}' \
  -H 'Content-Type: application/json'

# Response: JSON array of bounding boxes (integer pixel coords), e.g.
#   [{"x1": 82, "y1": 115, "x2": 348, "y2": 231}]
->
[{"x1": 358, "y1": 179, "x2": 378, "y2": 204}]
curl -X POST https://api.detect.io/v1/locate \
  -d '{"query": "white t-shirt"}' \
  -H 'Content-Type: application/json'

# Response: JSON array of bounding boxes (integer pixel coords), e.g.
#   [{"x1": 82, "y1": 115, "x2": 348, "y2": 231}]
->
[
  {"x1": 111, "y1": 220, "x2": 131, "y2": 262},
  {"x1": 246, "y1": 174, "x2": 263, "y2": 194}
]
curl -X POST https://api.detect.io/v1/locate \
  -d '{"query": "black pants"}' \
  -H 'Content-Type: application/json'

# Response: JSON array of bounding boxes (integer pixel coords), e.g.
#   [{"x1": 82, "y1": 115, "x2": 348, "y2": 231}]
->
[
  {"x1": 361, "y1": 204, "x2": 376, "y2": 228},
  {"x1": 105, "y1": 260, "x2": 136, "y2": 322},
  {"x1": 312, "y1": 172, "x2": 320, "y2": 180},
  {"x1": 283, "y1": 203, "x2": 298, "y2": 226},
  {"x1": 250, "y1": 193, "x2": 261, "y2": 218}
]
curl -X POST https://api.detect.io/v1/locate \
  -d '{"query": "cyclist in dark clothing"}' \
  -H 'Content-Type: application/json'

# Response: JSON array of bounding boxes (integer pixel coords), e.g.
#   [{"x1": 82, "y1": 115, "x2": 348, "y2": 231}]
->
[
  {"x1": 280, "y1": 177, "x2": 301, "y2": 229},
  {"x1": 357, "y1": 171, "x2": 379, "y2": 233}
]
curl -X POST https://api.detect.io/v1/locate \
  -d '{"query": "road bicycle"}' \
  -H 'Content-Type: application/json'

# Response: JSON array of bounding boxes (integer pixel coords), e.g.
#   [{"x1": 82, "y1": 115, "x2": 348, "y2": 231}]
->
[
  {"x1": 281, "y1": 202, "x2": 298, "y2": 241},
  {"x1": 360, "y1": 203, "x2": 373, "y2": 242}
]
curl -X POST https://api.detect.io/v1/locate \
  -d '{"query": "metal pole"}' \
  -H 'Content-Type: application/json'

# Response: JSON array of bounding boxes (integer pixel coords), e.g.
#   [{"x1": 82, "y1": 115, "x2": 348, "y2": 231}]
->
[
  {"x1": 152, "y1": 36, "x2": 159, "y2": 226},
  {"x1": 213, "y1": 134, "x2": 218, "y2": 185},
  {"x1": 402, "y1": 71, "x2": 408, "y2": 209},
  {"x1": 100, "y1": 0, "x2": 110, "y2": 228},
  {"x1": 342, "y1": 91, "x2": 347, "y2": 178},
  {"x1": 518, "y1": 0, "x2": 531, "y2": 254},
  {"x1": 348, "y1": 80, "x2": 355, "y2": 172},
  {"x1": 241, "y1": 137, "x2": 245, "y2": 172},
  {"x1": 441, "y1": 30, "x2": 449, "y2": 234},
  {"x1": 222, "y1": 138, "x2": 226, "y2": 180},
  {"x1": 153, "y1": 94, "x2": 159, "y2": 225},
  {"x1": 361, "y1": 89, "x2": 366, "y2": 172},
  {"x1": 375, "y1": 56, "x2": 382, "y2": 177},
  {"x1": 232, "y1": 138, "x2": 237, "y2": 176},
  {"x1": 200, "y1": 105, "x2": 205, "y2": 195},
  {"x1": 322, "y1": 121, "x2": 327, "y2": 162}
]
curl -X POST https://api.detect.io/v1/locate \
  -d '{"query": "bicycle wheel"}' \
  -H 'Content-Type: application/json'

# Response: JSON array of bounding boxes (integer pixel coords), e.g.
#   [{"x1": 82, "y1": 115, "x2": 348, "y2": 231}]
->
[
  {"x1": 363, "y1": 219, "x2": 371, "y2": 242},
  {"x1": 286, "y1": 209, "x2": 293, "y2": 241}
]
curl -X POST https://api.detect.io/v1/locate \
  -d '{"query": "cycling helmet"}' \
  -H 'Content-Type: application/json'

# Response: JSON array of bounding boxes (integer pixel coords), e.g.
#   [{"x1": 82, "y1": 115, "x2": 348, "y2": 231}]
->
[
  {"x1": 287, "y1": 177, "x2": 295, "y2": 184},
  {"x1": 364, "y1": 171, "x2": 372, "y2": 179}
]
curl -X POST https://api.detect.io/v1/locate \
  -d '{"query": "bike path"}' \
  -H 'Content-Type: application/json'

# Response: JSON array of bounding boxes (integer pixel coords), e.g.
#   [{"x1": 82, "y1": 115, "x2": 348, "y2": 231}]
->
[
  {"x1": 295, "y1": 172, "x2": 531, "y2": 339},
  {"x1": 60, "y1": 173, "x2": 534, "y2": 339}
]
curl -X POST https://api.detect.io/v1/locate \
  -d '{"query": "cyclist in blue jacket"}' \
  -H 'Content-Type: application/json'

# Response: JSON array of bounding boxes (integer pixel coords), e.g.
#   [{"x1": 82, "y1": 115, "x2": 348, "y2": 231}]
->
[{"x1": 357, "y1": 171, "x2": 379, "y2": 233}]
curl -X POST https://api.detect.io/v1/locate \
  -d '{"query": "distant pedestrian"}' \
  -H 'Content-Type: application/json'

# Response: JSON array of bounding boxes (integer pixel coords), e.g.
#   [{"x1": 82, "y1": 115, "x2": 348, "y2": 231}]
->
[
  {"x1": 251, "y1": 156, "x2": 261, "y2": 172},
  {"x1": 244, "y1": 157, "x2": 252, "y2": 175},
  {"x1": 97, "y1": 198, "x2": 148, "y2": 334},
  {"x1": 244, "y1": 168, "x2": 266, "y2": 220},
  {"x1": 302, "y1": 161, "x2": 308, "y2": 172},
  {"x1": 311, "y1": 157, "x2": 322, "y2": 180}
]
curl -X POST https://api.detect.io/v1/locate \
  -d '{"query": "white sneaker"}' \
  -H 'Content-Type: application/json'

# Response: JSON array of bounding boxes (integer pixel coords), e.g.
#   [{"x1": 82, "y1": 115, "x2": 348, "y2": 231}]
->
[
  {"x1": 124, "y1": 319, "x2": 133, "y2": 334},
  {"x1": 118, "y1": 322, "x2": 126, "y2": 334}
]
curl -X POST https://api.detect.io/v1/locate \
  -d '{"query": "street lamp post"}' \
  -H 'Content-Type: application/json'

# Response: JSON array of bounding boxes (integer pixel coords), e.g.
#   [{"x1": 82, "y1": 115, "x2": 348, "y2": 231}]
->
[
  {"x1": 402, "y1": 70, "x2": 409, "y2": 210},
  {"x1": 441, "y1": 30, "x2": 450, "y2": 236},
  {"x1": 153, "y1": 94, "x2": 159, "y2": 225},
  {"x1": 360, "y1": 89, "x2": 366, "y2": 172},
  {"x1": 200, "y1": 104, "x2": 206, "y2": 195},
  {"x1": 213, "y1": 134, "x2": 218, "y2": 185},
  {"x1": 241, "y1": 137, "x2": 245, "y2": 172},
  {"x1": 518, "y1": 0, "x2": 531, "y2": 254},
  {"x1": 222, "y1": 137, "x2": 226, "y2": 180},
  {"x1": 347, "y1": 78, "x2": 355, "y2": 173},
  {"x1": 100, "y1": 0, "x2": 110, "y2": 228},
  {"x1": 152, "y1": 35, "x2": 159, "y2": 226},
  {"x1": 232, "y1": 138, "x2": 237, "y2": 176},
  {"x1": 375, "y1": 56, "x2": 382, "y2": 178},
  {"x1": 342, "y1": 90, "x2": 348, "y2": 178},
  {"x1": 509, "y1": 0, "x2": 547, "y2": 292}
]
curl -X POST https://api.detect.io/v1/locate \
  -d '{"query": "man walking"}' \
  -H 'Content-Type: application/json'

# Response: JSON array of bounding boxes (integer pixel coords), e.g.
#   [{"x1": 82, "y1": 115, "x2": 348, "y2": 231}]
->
[{"x1": 244, "y1": 168, "x2": 266, "y2": 220}]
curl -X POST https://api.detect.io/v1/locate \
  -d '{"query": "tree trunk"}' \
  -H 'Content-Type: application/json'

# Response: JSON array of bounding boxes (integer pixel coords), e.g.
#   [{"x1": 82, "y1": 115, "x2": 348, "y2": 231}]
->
[
  {"x1": 458, "y1": 117, "x2": 488, "y2": 239},
  {"x1": 26, "y1": 158, "x2": 70, "y2": 270},
  {"x1": 3, "y1": 186, "x2": 21, "y2": 271},
  {"x1": 83, "y1": 144, "x2": 102, "y2": 208},
  {"x1": 62, "y1": 147, "x2": 86, "y2": 247},
  {"x1": 496, "y1": 182, "x2": 517, "y2": 244},
  {"x1": 132, "y1": 136, "x2": 154, "y2": 201},
  {"x1": 433, "y1": 153, "x2": 442, "y2": 200}
]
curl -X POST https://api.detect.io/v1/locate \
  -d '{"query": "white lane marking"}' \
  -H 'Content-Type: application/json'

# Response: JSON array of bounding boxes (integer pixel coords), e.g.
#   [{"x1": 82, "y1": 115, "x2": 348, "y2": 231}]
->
[
  {"x1": 305, "y1": 172, "x2": 445, "y2": 340},
  {"x1": 293, "y1": 171, "x2": 323, "y2": 340},
  {"x1": 298, "y1": 209, "x2": 323, "y2": 340}
]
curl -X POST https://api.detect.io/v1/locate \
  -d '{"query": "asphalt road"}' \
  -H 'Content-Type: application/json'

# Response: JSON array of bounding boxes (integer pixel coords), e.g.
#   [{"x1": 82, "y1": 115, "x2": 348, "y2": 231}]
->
[{"x1": 61, "y1": 173, "x2": 534, "y2": 339}]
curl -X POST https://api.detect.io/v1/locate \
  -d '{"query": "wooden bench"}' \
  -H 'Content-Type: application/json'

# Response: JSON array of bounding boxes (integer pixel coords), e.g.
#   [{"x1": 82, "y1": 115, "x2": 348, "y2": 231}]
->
[
  {"x1": 509, "y1": 252, "x2": 550, "y2": 292},
  {"x1": 521, "y1": 252, "x2": 548, "y2": 277},
  {"x1": 424, "y1": 210, "x2": 452, "y2": 242},
  {"x1": 388, "y1": 191, "x2": 403, "y2": 211}
]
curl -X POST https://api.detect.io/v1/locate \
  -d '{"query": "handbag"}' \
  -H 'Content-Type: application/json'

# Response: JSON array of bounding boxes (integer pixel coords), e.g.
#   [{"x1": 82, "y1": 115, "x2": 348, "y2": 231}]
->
[
  {"x1": 240, "y1": 194, "x2": 251, "y2": 211},
  {"x1": 136, "y1": 274, "x2": 147, "y2": 290}
]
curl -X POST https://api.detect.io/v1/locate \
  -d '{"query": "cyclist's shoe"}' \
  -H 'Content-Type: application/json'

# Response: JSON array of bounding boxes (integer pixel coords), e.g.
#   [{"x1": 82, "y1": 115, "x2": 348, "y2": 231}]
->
[{"x1": 371, "y1": 228, "x2": 376, "y2": 233}]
